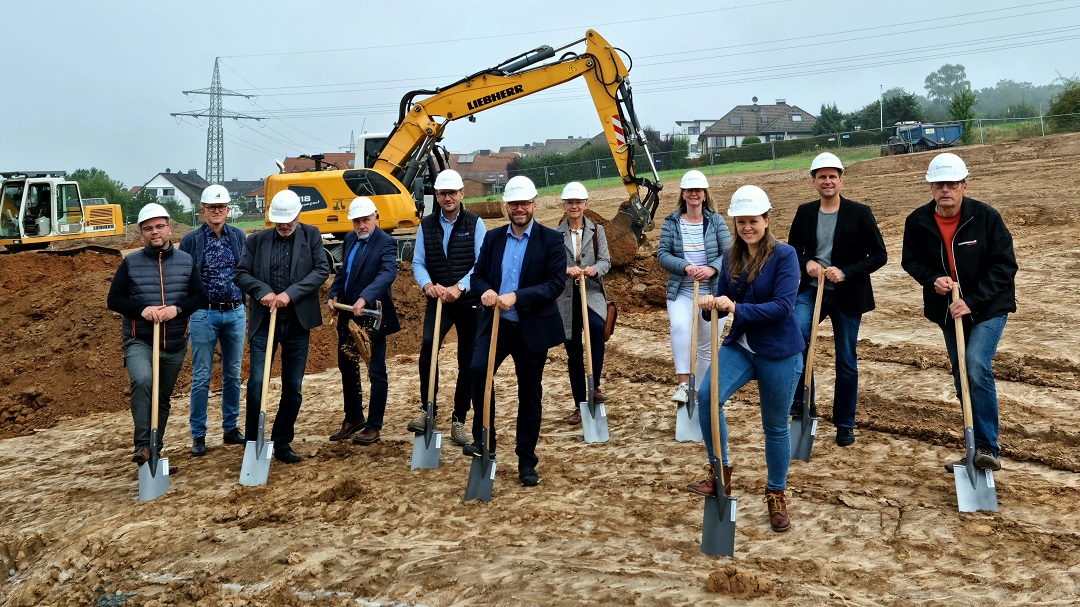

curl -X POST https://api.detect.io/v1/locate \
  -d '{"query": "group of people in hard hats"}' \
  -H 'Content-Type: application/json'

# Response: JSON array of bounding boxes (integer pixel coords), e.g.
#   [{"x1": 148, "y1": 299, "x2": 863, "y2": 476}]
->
[
  {"x1": 661, "y1": 151, "x2": 1015, "y2": 533},
  {"x1": 109, "y1": 149, "x2": 1016, "y2": 528}
]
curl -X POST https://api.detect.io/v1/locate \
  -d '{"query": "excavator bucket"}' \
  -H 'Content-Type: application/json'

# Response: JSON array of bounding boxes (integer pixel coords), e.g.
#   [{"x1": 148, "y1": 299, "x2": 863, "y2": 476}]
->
[
  {"x1": 605, "y1": 207, "x2": 642, "y2": 268},
  {"x1": 463, "y1": 200, "x2": 506, "y2": 220}
]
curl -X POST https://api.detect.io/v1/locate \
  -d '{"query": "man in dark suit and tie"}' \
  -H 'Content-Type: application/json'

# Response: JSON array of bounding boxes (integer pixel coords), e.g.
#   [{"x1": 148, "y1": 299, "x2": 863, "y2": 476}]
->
[
  {"x1": 234, "y1": 190, "x2": 331, "y2": 464},
  {"x1": 325, "y1": 196, "x2": 400, "y2": 446},
  {"x1": 462, "y1": 176, "x2": 566, "y2": 487}
]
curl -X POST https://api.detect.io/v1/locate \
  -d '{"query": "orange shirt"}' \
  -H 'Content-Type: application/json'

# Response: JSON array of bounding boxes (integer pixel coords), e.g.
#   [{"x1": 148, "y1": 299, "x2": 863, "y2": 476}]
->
[{"x1": 934, "y1": 211, "x2": 962, "y2": 279}]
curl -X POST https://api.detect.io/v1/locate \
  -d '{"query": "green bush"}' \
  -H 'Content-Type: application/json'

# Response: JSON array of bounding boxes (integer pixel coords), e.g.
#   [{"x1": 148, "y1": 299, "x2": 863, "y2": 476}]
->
[{"x1": 741, "y1": 136, "x2": 761, "y2": 145}]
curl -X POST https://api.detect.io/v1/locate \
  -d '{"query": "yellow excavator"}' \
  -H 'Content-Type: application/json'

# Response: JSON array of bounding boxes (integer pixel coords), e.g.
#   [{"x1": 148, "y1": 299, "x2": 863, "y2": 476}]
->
[
  {"x1": 0, "y1": 171, "x2": 124, "y2": 254},
  {"x1": 265, "y1": 29, "x2": 662, "y2": 268}
]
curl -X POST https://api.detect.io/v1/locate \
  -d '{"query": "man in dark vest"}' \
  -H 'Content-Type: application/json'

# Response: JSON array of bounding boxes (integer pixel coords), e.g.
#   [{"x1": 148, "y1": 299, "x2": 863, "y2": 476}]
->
[
  {"x1": 107, "y1": 203, "x2": 206, "y2": 465},
  {"x1": 408, "y1": 169, "x2": 488, "y2": 446}
]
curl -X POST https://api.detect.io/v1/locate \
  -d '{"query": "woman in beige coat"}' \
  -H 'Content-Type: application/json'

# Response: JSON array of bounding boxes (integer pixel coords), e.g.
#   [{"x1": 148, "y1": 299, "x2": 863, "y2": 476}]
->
[{"x1": 555, "y1": 182, "x2": 611, "y2": 424}]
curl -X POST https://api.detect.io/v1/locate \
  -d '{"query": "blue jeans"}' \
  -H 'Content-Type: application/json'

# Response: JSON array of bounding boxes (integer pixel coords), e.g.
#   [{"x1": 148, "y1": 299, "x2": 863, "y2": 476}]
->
[
  {"x1": 124, "y1": 339, "x2": 187, "y2": 448},
  {"x1": 697, "y1": 344, "x2": 802, "y2": 491},
  {"x1": 245, "y1": 313, "x2": 310, "y2": 448},
  {"x1": 941, "y1": 314, "x2": 1007, "y2": 457},
  {"x1": 188, "y1": 306, "x2": 246, "y2": 438},
  {"x1": 337, "y1": 314, "x2": 389, "y2": 430},
  {"x1": 793, "y1": 287, "x2": 863, "y2": 428}
]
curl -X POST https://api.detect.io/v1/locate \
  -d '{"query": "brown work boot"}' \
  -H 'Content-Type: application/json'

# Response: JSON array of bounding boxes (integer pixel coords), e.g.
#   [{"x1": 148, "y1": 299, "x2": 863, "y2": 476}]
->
[
  {"x1": 563, "y1": 409, "x2": 582, "y2": 425},
  {"x1": 765, "y1": 489, "x2": 790, "y2": 533},
  {"x1": 686, "y1": 464, "x2": 733, "y2": 496}
]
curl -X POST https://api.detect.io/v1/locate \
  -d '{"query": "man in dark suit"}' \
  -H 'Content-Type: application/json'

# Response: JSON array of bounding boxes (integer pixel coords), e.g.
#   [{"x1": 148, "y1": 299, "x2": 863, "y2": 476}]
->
[
  {"x1": 234, "y1": 190, "x2": 330, "y2": 464},
  {"x1": 325, "y1": 196, "x2": 400, "y2": 446},
  {"x1": 787, "y1": 152, "x2": 887, "y2": 446},
  {"x1": 462, "y1": 176, "x2": 566, "y2": 487}
]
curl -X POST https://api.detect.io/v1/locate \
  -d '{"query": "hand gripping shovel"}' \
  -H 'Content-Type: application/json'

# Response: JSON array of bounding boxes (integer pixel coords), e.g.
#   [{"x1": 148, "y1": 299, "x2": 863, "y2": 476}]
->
[
  {"x1": 676, "y1": 280, "x2": 704, "y2": 442},
  {"x1": 240, "y1": 306, "x2": 277, "y2": 487},
  {"x1": 701, "y1": 310, "x2": 737, "y2": 556},
  {"x1": 411, "y1": 298, "x2": 443, "y2": 470},
  {"x1": 951, "y1": 285, "x2": 998, "y2": 512},
  {"x1": 578, "y1": 277, "x2": 609, "y2": 443},
  {"x1": 465, "y1": 308, "x2": 499, "y2": 502},
  {"x1": 138, "y1": 321, "x2": 170, "y2": 502},
  {"x1": 790, "y1": 279, "x2": 824, "y2": 462}
]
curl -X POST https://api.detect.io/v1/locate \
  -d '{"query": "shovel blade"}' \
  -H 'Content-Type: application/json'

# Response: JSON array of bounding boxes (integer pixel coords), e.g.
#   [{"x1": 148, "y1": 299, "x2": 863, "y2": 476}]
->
[
  {"x1": 789, "y1": 416, "x2": 818, "y2": 462},
  {"x1": 410, "y1": 431, "x2": 442, "y2": 470},
  {"x1": 239, "y1": 440, "x2": 274, "y2": 487},
  {"x1": 675, "y1": 402, "x2": 703, "y2": 443},
  {"x1": 137, "y1": 458, "x2": 170, "y2": 502},
  {"x1": 701, "y1": 494, "x2": 737, "y2": 557},
  {"x1": 954, "y1": 466, "x2": 998, "y2": 512},
  {"x1": 464, "y1": 454, "x2": 496, "y2": 502},
  {"x1": 579, "y1": 401, "x2": 610, "y2": 444}
]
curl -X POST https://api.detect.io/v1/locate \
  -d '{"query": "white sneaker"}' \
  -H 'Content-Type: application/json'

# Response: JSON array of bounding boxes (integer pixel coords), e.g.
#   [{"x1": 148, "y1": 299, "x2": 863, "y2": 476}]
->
[
  {"x1": 450, "y1": 421, "x2": 469, "y2": 446},
  {"x1": 671, "y1": 382, "x2": 689, "y2": 403}
]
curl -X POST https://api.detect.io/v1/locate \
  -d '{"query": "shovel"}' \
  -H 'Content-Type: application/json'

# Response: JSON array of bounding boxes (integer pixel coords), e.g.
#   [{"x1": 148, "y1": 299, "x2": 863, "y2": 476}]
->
[
  {"x1": 332, "y1": 299, "x2": 384, "y2": 332},
  {"x1": 411, "y1": 298, "x2": 443, "y2": 470},
  {"x1": 465, "y1": 307, "x2": 499, "y2": 503},
  {"x1": 138, "y1": 321, "x2": 170, "y2": 502},
  {"x1": 951, "y1": 285, "x2": 998, "y2": 512},
  {"x1": 790, "y1": 279, "x2": 824, "y2": 462},
  {"x1": 701, "y1": 309, "x2": 737, "y2": 556},
  {"x1": 578, "y1": 277, "x2": 609, "y2": 443},
  {"x1": 676, "y1": 280, "x2": 703, "y2": 442},
  {"x1": 240, "y1": 306, "x2": 276, "y2": 487}
]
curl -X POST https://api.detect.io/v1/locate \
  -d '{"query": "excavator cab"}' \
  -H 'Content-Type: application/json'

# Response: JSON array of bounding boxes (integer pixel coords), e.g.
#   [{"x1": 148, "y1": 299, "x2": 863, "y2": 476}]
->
[{"x1": 0, "y1": 171, "x2": 121, "y2": 252}]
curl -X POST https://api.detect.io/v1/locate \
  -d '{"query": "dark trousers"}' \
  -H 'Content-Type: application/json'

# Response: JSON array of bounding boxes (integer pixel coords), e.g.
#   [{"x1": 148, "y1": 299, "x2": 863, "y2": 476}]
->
[
  {"x1": 418, "y1": 297, "x2": 480, "y2": 423},
  {"x1": 469, "y1": 319, "x2": 548, "y2": 470},
  {"x1": 337, "y1": 314, "x2": 388, "y2": 430},
  {"x1": 245, "y1": 313, "x2": 310, "y2": 448},
  {"x1": 564, "y1": 286, "x2": 606, "y2": 405}
]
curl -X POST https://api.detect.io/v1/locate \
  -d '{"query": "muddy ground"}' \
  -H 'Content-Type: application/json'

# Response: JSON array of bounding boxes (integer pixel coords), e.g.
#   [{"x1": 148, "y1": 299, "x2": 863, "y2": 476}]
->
[{"x1": 1, "y1": 134, "x2": 1079, "y2": 606}]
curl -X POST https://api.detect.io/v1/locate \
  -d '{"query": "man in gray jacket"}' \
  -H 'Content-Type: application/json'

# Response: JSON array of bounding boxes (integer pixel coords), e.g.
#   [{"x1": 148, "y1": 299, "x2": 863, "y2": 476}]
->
[{"x1": 234, "y1": 190, "x2": 330, "y2": 464}]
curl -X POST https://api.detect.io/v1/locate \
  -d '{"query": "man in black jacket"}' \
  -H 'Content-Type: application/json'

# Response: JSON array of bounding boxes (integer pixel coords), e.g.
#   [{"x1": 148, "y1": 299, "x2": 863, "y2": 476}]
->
[
  {"x1": 902, "y1": 153, "x2": 1017, "y2": 472},
  {"x1": 462, "y1": 176, "x2": 565, "y2": 487},
  {"x1": 787, "y1": 153, "x2": 887, "y2": 446},
  {"x1": 107, "y1": 203, "x2": 206, "y2": 465}
]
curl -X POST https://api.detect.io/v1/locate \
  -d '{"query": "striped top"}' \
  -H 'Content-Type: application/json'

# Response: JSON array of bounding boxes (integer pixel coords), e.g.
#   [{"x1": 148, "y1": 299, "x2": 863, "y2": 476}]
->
[{"x1": 678, "y1": 217, "x2": 707, "y2": 292}]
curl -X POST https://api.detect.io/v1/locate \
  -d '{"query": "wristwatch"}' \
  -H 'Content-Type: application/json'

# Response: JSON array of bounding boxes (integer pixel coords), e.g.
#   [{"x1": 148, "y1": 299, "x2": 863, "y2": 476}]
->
[
  {"x1": 174, "y1": 304, "x2": 183, "y2": 316},
  {"x1": 456, "y1": 282, "x2": 467, "y2": 292}
]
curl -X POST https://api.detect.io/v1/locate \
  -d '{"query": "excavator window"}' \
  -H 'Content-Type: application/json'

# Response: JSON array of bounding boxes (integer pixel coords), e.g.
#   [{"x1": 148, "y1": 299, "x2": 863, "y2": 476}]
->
[{"x1": 342, "y1": 170, "x2": 402, "y2": 197}]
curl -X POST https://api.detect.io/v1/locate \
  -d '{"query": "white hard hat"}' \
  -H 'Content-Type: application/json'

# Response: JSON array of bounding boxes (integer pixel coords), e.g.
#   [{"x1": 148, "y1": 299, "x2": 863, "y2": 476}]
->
[
  {"x1": 433, "y1": 169, "x2": 464, "y2": 191},
  {"x1": 925, "y1": 152, "x2": 969, "y2": 182},
  {"x1": 268, "y1": 190, "x2": 302, "y2": 223},
  {"x1": 561, "y1": 181, "x2": 589, "y2": 200},
  {"x1": 810, "y1": 152, "x2": 844, "y2": 174},
  {"x1": 728, "y1": 185, "x2": 772, "y2": 217},
  {"x1": 680, "y1": 170, "x2": 709, "y2": 189},
  {"x1": 348, "y1": 196, "x2": 377, "y2": 220},
  {"x1": 200, "y1": 184, "x2": 231, "y2": 205},
  {"x1": 137, "y1": 203, "x2": 170, "y2": 225},
  {"x1": 503, "y1": 175, "x2": 538, "y2": 202}
]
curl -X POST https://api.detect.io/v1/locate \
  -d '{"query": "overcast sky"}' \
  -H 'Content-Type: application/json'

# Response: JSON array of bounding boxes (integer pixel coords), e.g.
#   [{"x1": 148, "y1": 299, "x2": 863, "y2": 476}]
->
[{"x1": 3, "y1": 0, "x2": 1077, "y2": 188}]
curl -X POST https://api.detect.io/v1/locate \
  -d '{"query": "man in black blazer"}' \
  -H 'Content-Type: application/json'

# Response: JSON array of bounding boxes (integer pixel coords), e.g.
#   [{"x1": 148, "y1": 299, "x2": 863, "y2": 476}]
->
[
  {"x1": 462, "y1": 176, "x2": 566, "y2": 487},
  {"x1": 787, "y1": 153, "x2": 887, "y2": 446},
  {"x1": 234, "y1": 190, "x2": 330, "y2": 464},
  {"x1": 325, "y1": 196, "x2": 400, "y2": 446}
]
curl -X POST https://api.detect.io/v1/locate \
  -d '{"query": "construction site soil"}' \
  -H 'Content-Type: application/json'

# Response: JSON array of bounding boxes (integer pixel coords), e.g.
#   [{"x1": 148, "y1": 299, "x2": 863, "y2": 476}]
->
[{"x1": 2, "y1": 135, "x2": 1078, "y2": 606}]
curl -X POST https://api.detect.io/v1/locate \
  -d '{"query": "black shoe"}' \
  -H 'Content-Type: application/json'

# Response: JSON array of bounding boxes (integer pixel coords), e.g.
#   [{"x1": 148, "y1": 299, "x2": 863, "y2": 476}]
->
[
  {"x1": 191, "y1": 437, "x2": 207, "y2": 457},
  {"x1": 791, "y1": 402, "x2": 818, "y2": 418},
  {"x1": 836, "y1": 427, "x2": 855, "y2": 447},
  {"x1": 274, "y1": 446, "x2": 302, "y2": 464},
  {"x1": 462, "y1": 443, "x2": 495, "y2": 459},
  {"x1": 223, "y1": 428, "x2": 246, "y2": 445},
  {"x1": 519, "y1": 466, "x2": 540, "y2": 487}
]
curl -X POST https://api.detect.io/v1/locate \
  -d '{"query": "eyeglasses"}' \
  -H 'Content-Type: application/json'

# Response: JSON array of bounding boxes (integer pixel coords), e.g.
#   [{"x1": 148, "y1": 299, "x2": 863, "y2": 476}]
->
[
  {"x1": 931, "y1": 181, "x2": 965, "y2": 190},
  {"x1": 435, "y1": 191, "x2": 460, "y2": 198},
  {"x1": 141, "y1": 223, "x2": 169, "y2": 233},
  {"x1": 563, "y1": 200, "x2": 585, "y2": 206},
  {"x1": 506, "y1": 201, "x2": 533, "y2": 209},
  {"x1": 204, "y1": 204, "x2": 229, "y2": 212}
]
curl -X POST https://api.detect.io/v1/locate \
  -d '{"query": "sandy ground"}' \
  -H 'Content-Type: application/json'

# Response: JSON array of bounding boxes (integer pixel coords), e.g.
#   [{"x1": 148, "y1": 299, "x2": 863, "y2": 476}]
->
[{"x1": 2, "y1": 135, "x2": 1079, "y2": 606}]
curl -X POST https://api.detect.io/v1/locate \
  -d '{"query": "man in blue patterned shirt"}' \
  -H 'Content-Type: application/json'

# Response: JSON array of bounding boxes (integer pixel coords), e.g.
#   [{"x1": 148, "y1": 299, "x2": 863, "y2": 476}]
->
[{"x1": 179, "y1": 184, "x2": 248, "y2": 457}]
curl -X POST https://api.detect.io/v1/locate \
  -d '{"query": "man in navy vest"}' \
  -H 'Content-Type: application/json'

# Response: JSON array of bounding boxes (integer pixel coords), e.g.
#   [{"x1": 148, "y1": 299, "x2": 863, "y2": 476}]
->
[
  {"x1": 409, "y1": 169, "x2": 487, "y2": 446},
  {"x1": 179, "y1": 184, "x2": 248, "y2": 457},
  {"x1": 107, "y1": 203, "x2": 206, "y2": 465},
  {"x1": 326, "y1": 196, "x2": 400, "y2": 447},
  {"x1": 463, "y1": 176, "x2": 565, "y2": 487}
]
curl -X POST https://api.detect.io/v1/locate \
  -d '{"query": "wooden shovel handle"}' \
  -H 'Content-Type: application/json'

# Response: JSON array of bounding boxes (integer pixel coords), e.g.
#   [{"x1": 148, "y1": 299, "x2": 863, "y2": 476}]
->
[
  {"x1": 259, "y1": 307, "x2": 278, "y2": 416},
  {"x1": 151, "y1": 321, "x2": 160, "y2": 431},
  {"x1": 689, "y1": 280, "x2": 701, "y2": 363},
  {"x1": 709, "y1": 309, "x2": 722, "y2": 459},
  {"x1": 426, "y1": 299, "x2": 443, "y2": 405},
  {"x1": 803, "y1": 278, "x2": 826, "y2": 390},
  {"x1": 952, "y1": 285, "x2": 975, "y2": 430},
  {"x1": 579, "y1": 277, "x2": 593, "y2": 376},
  {"x1": 481, "y1": 308, "x2": 501, "y2": 449}
]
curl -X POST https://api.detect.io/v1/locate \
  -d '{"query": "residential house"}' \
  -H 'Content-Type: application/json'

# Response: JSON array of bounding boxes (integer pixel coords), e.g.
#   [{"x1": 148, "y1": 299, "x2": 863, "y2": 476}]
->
[
  {"x1": 447, "y1": 151, "x2": 518, "y2": 198},
  {"x1": 140, "y1": 169, "x2": 210, "y2": 212},
  {"x1": 282, "y1": 153, "x2": 355, "y2": 173},
  {"x1": 221, "y1": 178, "x2": 265, "y2": 213},
  {"x1": 499, "y1": 135, "x2": 590, "y2": 157},
  {"x1": 698, "y1": 99, "x2": 817, "y2": 154},
  {"x1": 675, "y1": 120, "x2": 719, "y2": 158}
]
